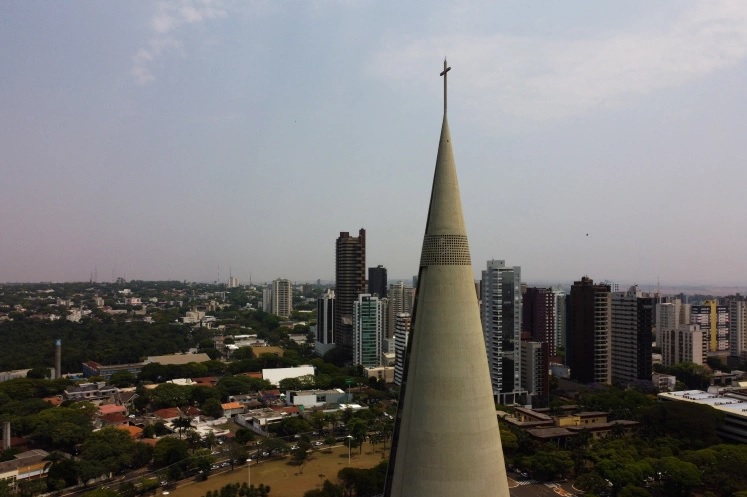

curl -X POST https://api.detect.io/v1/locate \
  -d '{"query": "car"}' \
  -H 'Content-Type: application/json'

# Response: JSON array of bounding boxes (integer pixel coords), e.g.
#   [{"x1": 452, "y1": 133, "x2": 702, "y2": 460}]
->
[
  {"x1": 262, "y1": 451, "x2": 269, "y2": 457},
  {"x1": 221, "y1": 462, "x2": 230, "y2": 467},
  {"x1": 313, "y1": 441, "x2": 323, "y2": 446}
]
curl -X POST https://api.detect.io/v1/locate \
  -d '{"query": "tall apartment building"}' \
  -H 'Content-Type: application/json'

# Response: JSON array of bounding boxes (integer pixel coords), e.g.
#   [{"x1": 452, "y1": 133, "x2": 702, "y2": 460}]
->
[
  {"x1": 729, "y1": 300, "x2": 747, "y2": 362},
  {"x1": 481, "y1": 260, "x2": 524, "y2": 404},
  {"x1": 521, "y1": 341, "x2": 549, "y2": 406},
  {"x1": 393, "y1": 313, "x2": 411, "y2": 386},
  {"x1": 387, "y1": 281, "x2": 415, "y2": 341},
  {"x1": 691, "y1": 300, "x2": 729, "y2": 353},
  {"x1": 610, "y1": 287, "x2": 654, "y2": 385},
  {"x1": 271, "y1": 278, "x2": 292, "y2": 318},
  {"x1": 368, "y1": 265, "x2": 388, "y2": 298},
  {"x1": 661, "y1": 325, "x2": 704, "y2": 366},
  {"x1": 553, "y1": 288, "x2": 566, "y2": 353},
  {"x1": 353, "y1": 294, "x2": 383, "y2": 367},
  {"x1": 335, "y1": 229, "x2": 366, "y2": 357},
  {"x1": 262, "y1": 286, "x2": 272, "y2": 313},
  {"x1": 522, "y1": 287, "x2": 558, "y2": 357},
  {"x1": 227, "y1": 276, "x2": 239, "y2": 288},
  {"x1": 316, "y1": 289, "x2": 335, "y2": 346},
  {"x1": 567, "y1": 276, "x2": 611, "y2": 384}
]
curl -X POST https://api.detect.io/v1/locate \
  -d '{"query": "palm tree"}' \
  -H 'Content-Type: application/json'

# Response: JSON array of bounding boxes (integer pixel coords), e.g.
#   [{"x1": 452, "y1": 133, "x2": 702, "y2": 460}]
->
[{"x1": 172, "y1": 416, "x2": 192, "y2": 439}]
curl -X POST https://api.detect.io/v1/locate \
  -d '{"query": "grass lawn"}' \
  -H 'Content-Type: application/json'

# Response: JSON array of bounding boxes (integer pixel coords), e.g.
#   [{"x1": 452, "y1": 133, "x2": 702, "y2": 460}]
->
[{"x1": 167, "y1": 444, "x2": 387, "y2": 497}]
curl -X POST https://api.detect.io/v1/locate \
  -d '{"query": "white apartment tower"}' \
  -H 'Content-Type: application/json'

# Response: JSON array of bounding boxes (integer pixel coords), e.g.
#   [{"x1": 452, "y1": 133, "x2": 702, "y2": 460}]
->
[
  {"x1": 481, "y1": 259, "x2": 524, "y2": 405},
  {"x1": 271, "y1": 278, "x2": 292, "y2": 318},
  {"x1": 387, "y1": 282, "x2": 415, "y2": 339},
  {"x1": 393, "y1": 313, "x2": 411, "y2": 386}
]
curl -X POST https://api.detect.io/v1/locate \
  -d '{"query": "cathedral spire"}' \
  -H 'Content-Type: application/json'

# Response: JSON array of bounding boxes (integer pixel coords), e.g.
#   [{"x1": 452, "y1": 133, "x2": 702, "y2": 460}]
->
[{"x1": 384, "y1": 62, "x2": 510, "y2": 497}]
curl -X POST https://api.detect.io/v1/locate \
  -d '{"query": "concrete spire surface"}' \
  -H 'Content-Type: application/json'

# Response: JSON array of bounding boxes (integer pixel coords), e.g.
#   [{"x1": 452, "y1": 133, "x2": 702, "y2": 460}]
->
[{"x1": 383, "y1": 62, "x2": 510, "y2": 497}]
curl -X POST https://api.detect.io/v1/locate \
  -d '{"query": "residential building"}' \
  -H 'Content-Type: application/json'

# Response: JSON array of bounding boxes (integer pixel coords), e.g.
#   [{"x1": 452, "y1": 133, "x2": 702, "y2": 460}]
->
[
  {"x1": 353, "y1": 294, "x2": 384, "y2": 367},
  {"x1": 610, "y1": 287, "x2": 654, "y2": 385},
  {"x1": 271, "y1": 278, "x2": 292, "y2": 318},
  {"x1": 691, "y1": 300, "x2": 729, "y2": 353},
  {"x1": 661, "y1": 325, "x2": 704, "y2": 366},
  {"x1": 335, "y1": 229, "x2": 366, "y2": 358},
  {"x1": 522, "y1": 287, "x2": 558, "y2": 357},
  {"x1": 729, "y1": 300, "x2": 747, "y2": 362},
  {"x1": 393, "y1": 313, "x2": 411, "y2": 386},
  {"x1": 315, "y1": 289, "x2": 335, "y2": 356},
  {"x1": 481, "y1": 259, "x2": 524, "y2": 404},
  {"x1": 567, "y1": 276, "x2": 611, "y2": 384},
  {"x1": 228, "y1": 276, "x2": 239, "y2": 288},
  {"x1": 521, "y1": 341, "x2": 549, "y2": 406},
  {"x1": 387, "y1": 282, "x2": 415, "y2": 343},
  {"x1": 262, "y1": 286, "x2": 272, "y2": 313}
]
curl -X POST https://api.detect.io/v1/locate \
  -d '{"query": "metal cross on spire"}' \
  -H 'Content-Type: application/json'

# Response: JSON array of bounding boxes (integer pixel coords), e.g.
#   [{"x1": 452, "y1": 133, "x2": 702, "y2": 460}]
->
[{"x1": 440, "y1": 58, "x2": 451, "y2": 113}]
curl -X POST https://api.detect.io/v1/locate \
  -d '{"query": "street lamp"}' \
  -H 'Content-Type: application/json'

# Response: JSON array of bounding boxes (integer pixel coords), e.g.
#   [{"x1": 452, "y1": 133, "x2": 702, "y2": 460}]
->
[
  {"x1": 347, "y1": 435, "x2": 353, "y2": 466},
  {"x1": 246, "y1": 458, "x2": 252, "y2": 489}
]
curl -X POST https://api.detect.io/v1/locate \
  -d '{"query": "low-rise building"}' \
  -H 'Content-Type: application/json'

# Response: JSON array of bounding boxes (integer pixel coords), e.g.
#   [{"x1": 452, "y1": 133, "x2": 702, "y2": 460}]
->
[
  {"x1": 658, "y1": 389, "x2": 747, "y2": 443},
  {"x1": 63, "y1": 382, "x2": 118, "y2": 402},
  {"x1": 285, "y1": 389, "x2": 347, "y2": 409}
]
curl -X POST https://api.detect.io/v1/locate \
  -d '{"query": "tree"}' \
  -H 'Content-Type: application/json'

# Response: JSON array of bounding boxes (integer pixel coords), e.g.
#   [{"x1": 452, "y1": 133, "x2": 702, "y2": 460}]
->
[
  {"x1": 576, "y1": 472, "x2": 610, "y2": 495},
  {"x1": 203, "y1": 398, "x2": 224, "y2": 419},
  {"x1": 528, "y1": 449, "x2": 573, "y2": 481},
  {"x1": 189, "y1": 449, "x2": 215, "y2": 480},
  {"x1": 109, "y1": 371, "x2": 137, "y2": 388},
  {"x1": 172, "y1": 416, "x2": 193, "y2": 439},
  {"x1": 235, "y1": 428, "x2": 256, "y2": 445},
  {"x1": 347, "y1": 418, "x2": 368, "y2": 454},
  {"x1": 617, "y1": 486, "x2": 652, "y2": 497},
  {"x1": 79, "y1": 426, "x2": 141, "y2": 476},
  {"x1": 153, "y1": 437, "x2": 189, "y2": 468},
  {"x1": 291, "y1": 440, "x2": 312, "y2": 472},
  {"x1": 152, "y1": 383, "x2": 192, "y2": 409},
  {"x1": 659, "y1": 456, "x2": 701, "y2": 496},
  {"x1": 26, "y1": 367, "x2": 51, "y2": 379}
]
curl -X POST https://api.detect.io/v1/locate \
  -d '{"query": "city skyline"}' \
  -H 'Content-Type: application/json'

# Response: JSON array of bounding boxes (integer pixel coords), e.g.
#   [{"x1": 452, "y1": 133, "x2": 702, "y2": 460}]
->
[{"x1": 3, "y1": 1, "x2": 747, "y2": 286}]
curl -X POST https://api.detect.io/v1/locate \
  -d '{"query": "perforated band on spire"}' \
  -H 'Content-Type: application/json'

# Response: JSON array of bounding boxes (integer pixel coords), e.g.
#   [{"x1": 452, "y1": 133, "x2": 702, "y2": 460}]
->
[{"x1": 419, "y1": 234, "x2": 471, "y2": 266}]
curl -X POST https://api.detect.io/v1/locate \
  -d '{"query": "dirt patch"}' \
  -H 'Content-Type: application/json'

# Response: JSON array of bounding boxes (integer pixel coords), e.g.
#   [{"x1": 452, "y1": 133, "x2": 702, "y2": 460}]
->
[{"x1": 167, "y1": 444, "x2": 387, "y2": 497}]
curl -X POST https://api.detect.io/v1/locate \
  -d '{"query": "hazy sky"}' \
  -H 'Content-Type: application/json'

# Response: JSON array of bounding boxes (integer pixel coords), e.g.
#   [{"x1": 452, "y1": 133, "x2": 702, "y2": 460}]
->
[{"x1": 3, "y1": 1, "x2": 747, "y2": 287}]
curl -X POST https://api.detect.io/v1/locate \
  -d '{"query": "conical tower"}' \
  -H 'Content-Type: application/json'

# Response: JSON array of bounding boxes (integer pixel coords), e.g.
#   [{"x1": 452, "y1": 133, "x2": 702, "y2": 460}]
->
[{"x1": 384, "y1": 61, "x2": 510, "y2": 497}]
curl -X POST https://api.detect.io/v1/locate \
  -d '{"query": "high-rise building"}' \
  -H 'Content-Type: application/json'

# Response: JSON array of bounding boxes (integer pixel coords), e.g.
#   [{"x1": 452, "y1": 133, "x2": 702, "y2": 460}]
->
[
  {"x1": 481, "y1": 259, "x2": 524, "y2": 405},
  {"x1": 387, "y1": 281, "x2": 415, "y2": 343},
  {"x1": 384, "y1": 61, "x2": 509, "y2": 497},
  {"x1": 261, "y1": 286, "x2": 272, "y2": 313},
  {"x1": 393, "y1": 313, "x2": 411, "y2": 386},
  {"x1": 567, "y1": 276, "x2": 611, "y2": 384},
  {"x1": 521, "y1": 341, "x2": 549, "y2": 406},
  {"x1": 335, "y1": 229, "x2": 366, "y2": 357},
  {"x1": 368, "y1": 265, "x2": 388, "y2": 298},
  {"x1": 661, "y1": 325, "x2": 704, "y2": 366},
  {"x1": 610, "y1": 287, "x2": 654, "y2": 385},
  {"x1": 353, "y1": 294, "x2": 384, "y2": 367},
  {"x1": 691, "y1": 300, "x2": 729, "y2": 353},
  {"x1": 553, "y1": 287, "x2": 567, "y2": 353},
  {"x1": 729, "y1": 300, "x2": 747, "y2": 362},
  {"x1": 227, "y1": 276, "x2": 239, "y2": 288},
  {"x1": 271, "y1": 278, "x2": 292, "y2": 318},
  {"x1": 522, "y1": 287, "x2": 558, "y2": 357},
  {"x1": 316, "y1": 289, "x2": 335, "y2": 345}
]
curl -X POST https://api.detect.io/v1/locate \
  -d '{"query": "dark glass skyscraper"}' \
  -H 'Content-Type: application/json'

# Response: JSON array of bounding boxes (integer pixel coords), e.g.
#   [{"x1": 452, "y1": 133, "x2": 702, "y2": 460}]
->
[{"x1": 368, "y1": 265, "x2": 388, "y2": 298}]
